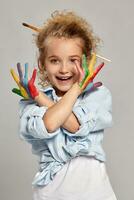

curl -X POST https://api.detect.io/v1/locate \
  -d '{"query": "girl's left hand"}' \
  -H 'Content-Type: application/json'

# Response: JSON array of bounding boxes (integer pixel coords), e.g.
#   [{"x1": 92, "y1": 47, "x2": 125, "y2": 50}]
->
[{"x1": 74, "y1": 54, "x2": 104, "y2": 93}]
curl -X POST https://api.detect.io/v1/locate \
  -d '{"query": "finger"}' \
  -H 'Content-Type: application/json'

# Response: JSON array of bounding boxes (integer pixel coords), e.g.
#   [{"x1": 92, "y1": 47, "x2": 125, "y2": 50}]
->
[
  {"x1": 28, "y1": 68, "x2": 39, "y2": 99},
  {"x1": 20, "y1": 86, "x2": 29, "y2": 99},
  {"x1": 12, "y1": 88, "x2": 23, "y2": 97},
  {"x1": 93, "y1": 82, "x2": 102, "y2": 88},
  {"x1": 78, "y1": 54, "x2": 90, "y2": 88},
  {"x1": 17, "y1": 63, "x2": 23, "y2": 83},
  {"x1": 80, "y1": 73, "x2": 91, "y2": 89},
  {"x1": 74, "y1": 60, "x2": 85, "y2": 82},
  {"x1": 83, "y1": 82, "x2": 102, "y2": 93},
  {"x1": 81, "y1": 62, "x2": 104, "y2": 90},
  {"x1": 83, "y1": 82, "x2": 94, "y2": 93},
  {"x1": 88, "y1": 53, "x2": 96, "y2": 76},
  {"x1": 23, "y1": 63, "x2": 31, "y2": 96},
  {"x1": 10, "y1": 68, "x2": 20, "y2": 88},
  {"x1": 30, "y1": 68, "x2": 37, "y2": 84},
  {"x1": 23, "y1": 63, "x2": 28, "y2": 88},
  {"x1": 82, "y1": 54, "x2": 90, "y2": 77},
  {"x1": 79, "y1": 54, "x2": 90, "y2": 88},
  {"x1": 10, "y1": 68, "x2": 29, "y2": 98},
  {"x1": 90, "y1": 62, "x2": 104, "y2": 81},
  {"x1": 81, "y1": 74, "x2": 92, "y2": 90},
  {"x1": 24, "y1": 63, "x2": 28, "y2": 83}
]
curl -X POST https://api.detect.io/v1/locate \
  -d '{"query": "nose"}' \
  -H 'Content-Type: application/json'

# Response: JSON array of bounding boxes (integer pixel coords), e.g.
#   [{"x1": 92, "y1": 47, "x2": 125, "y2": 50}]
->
[{"x1": 59, "y1": 62, "x2": 69, "y2": 74}]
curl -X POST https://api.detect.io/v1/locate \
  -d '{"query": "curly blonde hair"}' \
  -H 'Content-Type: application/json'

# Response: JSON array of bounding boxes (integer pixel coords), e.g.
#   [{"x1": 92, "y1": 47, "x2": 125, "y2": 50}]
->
[{"x1": 35, "y1": 10, "x2": 101, "y2": 88}]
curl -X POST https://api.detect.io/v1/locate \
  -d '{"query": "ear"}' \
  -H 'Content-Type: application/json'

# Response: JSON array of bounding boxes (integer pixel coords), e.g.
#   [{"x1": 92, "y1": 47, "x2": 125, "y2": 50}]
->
[{"x1": 37, "y1": 59, "x2": 45, "y2": 72}]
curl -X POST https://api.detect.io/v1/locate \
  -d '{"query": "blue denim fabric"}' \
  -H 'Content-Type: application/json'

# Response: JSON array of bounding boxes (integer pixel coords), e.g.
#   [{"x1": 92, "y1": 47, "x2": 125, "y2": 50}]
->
[{"x1": 19, "y1": 85, "x2": 113, "y2": 187}]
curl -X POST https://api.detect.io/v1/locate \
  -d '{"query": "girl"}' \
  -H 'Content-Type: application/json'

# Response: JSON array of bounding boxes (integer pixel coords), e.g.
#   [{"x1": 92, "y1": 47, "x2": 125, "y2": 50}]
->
[{"x1": 16, "y1": 10, "x2": 117, "y2": 200}]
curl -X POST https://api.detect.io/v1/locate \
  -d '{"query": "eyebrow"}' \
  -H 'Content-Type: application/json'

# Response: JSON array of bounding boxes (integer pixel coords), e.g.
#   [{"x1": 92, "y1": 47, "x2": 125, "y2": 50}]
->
[
  {"x1": 69, "y1": 55, "x2": 81, "y2": 58},
  {"x1": 48, "y1": 55, "x2": 81, "y2": 59},
  {"x1": 48, "y1": 55, "x2": 58, "y2": 59}
]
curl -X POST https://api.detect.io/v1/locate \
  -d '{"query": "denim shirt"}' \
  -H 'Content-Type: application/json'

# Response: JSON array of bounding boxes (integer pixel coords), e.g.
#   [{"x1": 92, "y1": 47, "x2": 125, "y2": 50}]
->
[{"x1": 19, "y1": 85, "x2": 113, "y2": 187}]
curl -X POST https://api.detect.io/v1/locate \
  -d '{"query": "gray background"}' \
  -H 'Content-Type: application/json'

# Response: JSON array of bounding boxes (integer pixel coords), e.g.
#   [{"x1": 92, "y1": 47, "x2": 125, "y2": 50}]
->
[{"x1": 0, "y1": 0, "x2": 134, "y2": 199}]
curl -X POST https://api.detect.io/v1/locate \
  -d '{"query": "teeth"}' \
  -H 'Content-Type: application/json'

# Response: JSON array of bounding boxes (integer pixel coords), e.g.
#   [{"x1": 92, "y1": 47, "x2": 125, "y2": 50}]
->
[
  {"x1": 61, "y1": 77, "x2": 69, "y2": 80},
  {"x1": 57, "y1": 76, "x2": 71, "y2": 80}
]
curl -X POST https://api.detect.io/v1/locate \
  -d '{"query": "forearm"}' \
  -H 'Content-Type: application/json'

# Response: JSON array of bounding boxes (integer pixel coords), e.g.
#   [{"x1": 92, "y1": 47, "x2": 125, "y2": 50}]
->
[
  {"x1": 35, "y1": 83, "x2": 81, "y2": 133},
  {"x1": 43, "y1": 83, "x2": 81, "y2": 132},
  {"x1": 62, "y1": 112, "x2": 80, "y2": 133},
  {"x1": 35, "y1": 91, "x2": 55, "y2": 107}
]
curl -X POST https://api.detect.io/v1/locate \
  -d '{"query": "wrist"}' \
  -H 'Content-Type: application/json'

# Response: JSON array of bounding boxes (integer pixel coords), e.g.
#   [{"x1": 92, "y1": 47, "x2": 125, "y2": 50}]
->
[
  {"x1": 34, "y1": 91, "x2": 54, "y2": 107},
  {"x1": 72, "y1": 82, "x2": 82, "y2": 96},
  {"x1": 34, "y1": 91, "x2": 41, "y2": 101}
]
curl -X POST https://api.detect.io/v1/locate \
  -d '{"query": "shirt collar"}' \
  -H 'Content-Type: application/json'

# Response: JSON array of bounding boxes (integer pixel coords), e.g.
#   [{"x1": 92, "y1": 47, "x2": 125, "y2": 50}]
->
[
  {"x1": 40, "y1": 85, "x2": 58, "y2": 101},
  {"x1": 41, "y1": 85, "x2": 83, "y2": 103}
]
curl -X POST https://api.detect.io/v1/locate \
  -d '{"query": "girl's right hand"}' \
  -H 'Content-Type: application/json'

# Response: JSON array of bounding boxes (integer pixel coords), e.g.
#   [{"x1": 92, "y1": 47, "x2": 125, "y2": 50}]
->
[{"x1": 10, "y1": 63, "x2": 39, "y2": 99}]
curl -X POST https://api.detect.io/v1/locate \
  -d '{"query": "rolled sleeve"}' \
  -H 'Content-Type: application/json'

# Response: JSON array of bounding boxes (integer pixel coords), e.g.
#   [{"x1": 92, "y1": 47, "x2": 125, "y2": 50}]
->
[
  {"x1": 62, "y1": 86, "x2": 113, "y2": 137},
  {"x1": 19, "y1": 99, "x2": 61, "y2": 141}
]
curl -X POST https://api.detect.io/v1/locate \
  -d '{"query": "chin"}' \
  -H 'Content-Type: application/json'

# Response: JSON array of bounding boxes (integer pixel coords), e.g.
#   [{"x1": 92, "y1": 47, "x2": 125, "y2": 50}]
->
[
  {"x1": 54, "y1": 84, "x2": 72, "y2": 95},
  {"x1": 55, "y1": 81, "x2": 72, "y2": 89},
  {"x1": 58, "y1": 86, "x2": 71, "y2": 92}
]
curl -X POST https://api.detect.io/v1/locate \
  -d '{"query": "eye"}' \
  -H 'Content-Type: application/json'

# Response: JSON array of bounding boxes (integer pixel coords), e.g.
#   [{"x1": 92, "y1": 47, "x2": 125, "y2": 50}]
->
[
  {"x1": 70, "y1": 58, "x2": 78, "y2": 63},
  {"x1": 70, "y1": 58, "x2": 81, "y2": 65},
  {"x1": 50, "y1": 59, "x2": 59, "y2": 64}
]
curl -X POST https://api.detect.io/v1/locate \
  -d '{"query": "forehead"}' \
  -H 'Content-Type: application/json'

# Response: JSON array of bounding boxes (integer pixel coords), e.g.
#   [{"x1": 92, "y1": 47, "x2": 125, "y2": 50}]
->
[{"x1": 45, "y1": 37, "x2": 84, "y2": 55}]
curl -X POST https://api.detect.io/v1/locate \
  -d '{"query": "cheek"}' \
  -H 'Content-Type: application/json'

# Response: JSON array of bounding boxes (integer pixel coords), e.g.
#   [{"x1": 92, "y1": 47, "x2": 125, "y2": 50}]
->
[
  {"x1": 45, "y1": 62, "x2": 53, "y2": 73},
  {"x1": 45, "y1": 66, "x2": 57, "y2": 78},
  {"x1": 72, "y1": 67, "x2": 80, "y2": 80},
  {"x1": 74, "y1": 69, "x2": 79, "y2": 78}
]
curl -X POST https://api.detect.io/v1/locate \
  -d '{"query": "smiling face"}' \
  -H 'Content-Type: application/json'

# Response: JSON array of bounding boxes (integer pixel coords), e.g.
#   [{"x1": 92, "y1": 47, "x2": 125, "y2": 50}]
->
[{"x1": 44, "y1": 37, "x2": 84, "y2": 97}]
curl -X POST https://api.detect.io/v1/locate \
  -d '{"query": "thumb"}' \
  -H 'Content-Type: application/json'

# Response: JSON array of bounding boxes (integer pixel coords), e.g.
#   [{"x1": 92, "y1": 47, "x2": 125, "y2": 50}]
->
[
  {"x1": 30, "y1": 68, "x2": 37, "y2": 84},
  {"x1": 74, "y1": 60, "x2": 85, "y2": 82}
]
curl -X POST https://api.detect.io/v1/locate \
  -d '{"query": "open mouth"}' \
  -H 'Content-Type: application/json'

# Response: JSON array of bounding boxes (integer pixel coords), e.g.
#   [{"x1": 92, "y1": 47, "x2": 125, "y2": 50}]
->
[{"x1": 56, "y1": 76, "x2": 72, "y2": 81}]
